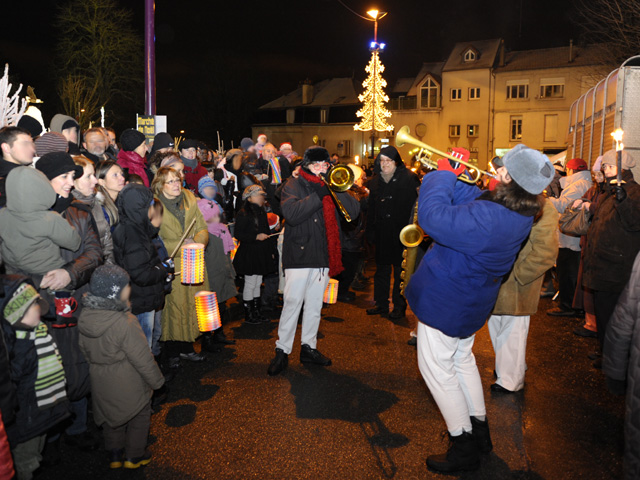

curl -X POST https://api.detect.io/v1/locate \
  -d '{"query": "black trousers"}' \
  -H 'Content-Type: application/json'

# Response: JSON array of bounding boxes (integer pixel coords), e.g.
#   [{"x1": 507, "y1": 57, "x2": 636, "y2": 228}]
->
[
  {"x1": 337, "y1": 251, "x2": 362, "y2": 295},
  {"x1": 557, "y1": 248, "x2": 581, "y2": 310},
  {"x1": 373, "y1": 261, "x2": 406, "y2": 311},
  {"x1": 593, "y1": 290, "x2": 622, "y2": 350}
]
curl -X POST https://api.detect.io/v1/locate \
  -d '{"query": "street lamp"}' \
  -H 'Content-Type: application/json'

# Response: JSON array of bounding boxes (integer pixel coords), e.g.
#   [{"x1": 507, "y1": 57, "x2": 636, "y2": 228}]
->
[{"x1": 367, "y1": 9, "x2": 387, "y2": 44}]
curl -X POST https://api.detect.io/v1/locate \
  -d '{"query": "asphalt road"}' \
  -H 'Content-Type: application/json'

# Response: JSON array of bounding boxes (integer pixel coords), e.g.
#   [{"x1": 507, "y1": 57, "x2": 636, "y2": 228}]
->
[{"x1": 38, "y1": 275, "x2": 624, "y2": 480}]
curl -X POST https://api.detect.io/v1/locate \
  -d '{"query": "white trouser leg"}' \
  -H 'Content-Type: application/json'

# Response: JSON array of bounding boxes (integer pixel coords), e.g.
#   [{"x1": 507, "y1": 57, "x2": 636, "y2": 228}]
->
[
  {"x1": 300, "y1": 268, "x2": 329, "y2": 349},
  {"x1": 276, "y1": 268, "x2": 313, "y2": 354},
  {"x1": 488, "y1": 314, "x2": 530, "y2": 391},
  {"x1": 243, "y1": 275, "x2": 262, "y2": 301},
  {"x1": 417, "y1": 322, "x2": 485, "y2": 435}
]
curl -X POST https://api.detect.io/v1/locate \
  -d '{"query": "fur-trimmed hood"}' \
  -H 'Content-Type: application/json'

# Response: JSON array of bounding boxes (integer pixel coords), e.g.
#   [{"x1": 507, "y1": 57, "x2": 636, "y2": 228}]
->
[{"x1": 79, "y1": 293, "x2": 131, "y2": 338}]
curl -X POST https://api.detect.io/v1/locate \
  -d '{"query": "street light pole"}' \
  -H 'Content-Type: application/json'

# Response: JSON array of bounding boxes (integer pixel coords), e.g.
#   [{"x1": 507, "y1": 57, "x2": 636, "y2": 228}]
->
[{"x1": 144, "y1": 0, "x2": 156, "y2": 116}]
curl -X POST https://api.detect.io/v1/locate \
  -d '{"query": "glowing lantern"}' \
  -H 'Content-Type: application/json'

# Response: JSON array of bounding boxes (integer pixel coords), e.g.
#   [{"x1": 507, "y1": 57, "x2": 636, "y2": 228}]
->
[
  {"x1": 323, "y1": 279, "x2": 339, "y2": 304},
  {"x1": 181, "y1": 243, "x2": 205, "y2": 284},
  {"x1": 194, "y1": 291, "x2": 221, "y2": 332},
  {"x1": 229, "y1": 238, "x2": 240, "y2": 261}
]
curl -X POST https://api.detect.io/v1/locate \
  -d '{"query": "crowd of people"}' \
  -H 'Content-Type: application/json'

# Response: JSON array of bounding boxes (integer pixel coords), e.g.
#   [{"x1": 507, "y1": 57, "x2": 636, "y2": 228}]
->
[{"x1": 0, "y1": 113, "x2": 638, "y2": 479}]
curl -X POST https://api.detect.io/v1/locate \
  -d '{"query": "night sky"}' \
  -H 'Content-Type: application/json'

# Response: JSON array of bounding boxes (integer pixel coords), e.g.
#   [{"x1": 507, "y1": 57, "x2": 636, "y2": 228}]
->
[{"x1": 0, "y1": 0, "x2": 581, "y2": 145}]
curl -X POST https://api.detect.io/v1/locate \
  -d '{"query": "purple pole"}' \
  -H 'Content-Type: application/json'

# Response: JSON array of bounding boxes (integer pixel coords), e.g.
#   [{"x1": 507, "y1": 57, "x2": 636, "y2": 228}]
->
[{"x1": 144, "y1": 0, "x2": 156, "y2": 115}]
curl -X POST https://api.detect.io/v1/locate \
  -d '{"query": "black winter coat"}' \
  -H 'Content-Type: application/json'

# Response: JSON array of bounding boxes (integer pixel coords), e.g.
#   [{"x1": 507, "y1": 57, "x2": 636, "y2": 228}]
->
[
  {"x1": 281, "y1": 173, "x2": 360, "y2": 270},
  {"x1": 113, "y1": 185, "x2": 168, "y2": 315},
  {"x1": 366, "y1": 160, "x2": 420, "y2": 265},
  {"x1": 583, "y1": 170, "x2": 640, "y2": 293},
  {"x1": 340, "y1": 186, "x2": 368, "y2": 253},
  {"x1": 233, "y1": 202, "x2": 277, "y2": 276}
]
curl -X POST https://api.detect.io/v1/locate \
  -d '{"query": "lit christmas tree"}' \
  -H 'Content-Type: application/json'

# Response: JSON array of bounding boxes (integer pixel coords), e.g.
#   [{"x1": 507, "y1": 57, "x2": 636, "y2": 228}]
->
[{"x1": 354, "y1": 50, "x2": 394, "y2": 133}]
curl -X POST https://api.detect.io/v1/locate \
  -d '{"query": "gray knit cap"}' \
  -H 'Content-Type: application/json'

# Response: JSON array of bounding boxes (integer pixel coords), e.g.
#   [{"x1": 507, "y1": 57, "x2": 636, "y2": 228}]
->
[
  {"x1": 89, "y1": 265, "x2": 130, "y2": 300},
  {"x1": 502, "y1": 145, "x2": 554, "y2": 194}
]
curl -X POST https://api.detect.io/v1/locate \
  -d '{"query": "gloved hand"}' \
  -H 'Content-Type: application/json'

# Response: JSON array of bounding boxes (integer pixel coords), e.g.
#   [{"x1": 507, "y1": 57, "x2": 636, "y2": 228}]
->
[
  {"x1": 487, "y1": 178, "x2": 500, "y2": 191},
  {"x1": 162, "y1": 258, "x2": 175, "y2": 275},
  {"x1": 614, "y1": 184, "x2": 627, "y2": 203},
  {"x1": 316, "y1": 184, "x2": 331, "y2": 200},
  {"x1": 437, "y1": 158, "x2": 466, "y2": 176}
]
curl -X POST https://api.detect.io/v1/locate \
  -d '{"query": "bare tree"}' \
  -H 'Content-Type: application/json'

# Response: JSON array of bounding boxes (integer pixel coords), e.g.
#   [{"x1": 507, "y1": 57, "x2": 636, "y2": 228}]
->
[{"x1": 56, "y1": 0, "x2": 143, "y2": 128}]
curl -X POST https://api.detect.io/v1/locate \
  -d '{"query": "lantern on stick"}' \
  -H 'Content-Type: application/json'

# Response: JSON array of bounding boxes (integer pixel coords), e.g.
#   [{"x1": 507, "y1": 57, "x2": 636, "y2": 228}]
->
[
  {"x1": 194, "y1": 291, "x2": 221, "y2": 332},
  {"x1": 323, "y1": 279, "x2": 339, "y2": 304},
  {"x1": 181, "y1": 243, "x2": 205, "y2": 284},
  {"x1": 611, "y1": 128, "x2": 625, "y2": 186}
]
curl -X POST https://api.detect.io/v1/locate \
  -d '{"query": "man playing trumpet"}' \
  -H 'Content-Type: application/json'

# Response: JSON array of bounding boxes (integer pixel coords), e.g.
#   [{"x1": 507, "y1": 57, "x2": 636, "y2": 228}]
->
[{"x1": 405, "y1": 145, "x2": 554, "y2": 473}]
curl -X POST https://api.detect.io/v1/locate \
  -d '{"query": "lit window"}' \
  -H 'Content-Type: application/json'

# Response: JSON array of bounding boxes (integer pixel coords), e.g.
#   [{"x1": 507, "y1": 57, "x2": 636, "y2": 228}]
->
[
  {"x1": 510, "y1": 116, "x2": 523, "y2": 141},
  {"x1": 464, "y1": 50, "x2": 477, "y2": 62},
  {"x1": 467, "y1": 125, "x2": 479, "y2": 137},
  {"x1": 450, "y1": 89, "x2": 462, "y2": 101},
  {"x1": 420, "y1": 77, "x2": 440, "y2": 108},
  {"x1": 469, "y1": 88, "x2": 480, "y2": 100},
  {"x1": 507, "y1": 84, "x2": 529, "y2": 99},
  {"x1": 449, "y1": 125, "x2": 461, "y2": 137},
  {"x1": 540, "y1": 84, "x2": 564, "y2": 98}
]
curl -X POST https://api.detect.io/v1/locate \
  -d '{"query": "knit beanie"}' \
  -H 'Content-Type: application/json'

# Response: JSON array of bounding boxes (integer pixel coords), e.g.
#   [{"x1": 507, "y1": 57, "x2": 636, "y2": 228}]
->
[
  {"x1": 36, "y1": 151, "x2": 83, "y2": 180},
  {"x1": 242, "y1": 184, "x2": 266, "y2": 201},
  {"x1": 198, "y1": 176, "x2": 218, "y2": 200},
  {"x1": 35, "y1": 132, "x2": 69, "y2": 157},
  {"x1": 150, "y1": 132, "x2": 175, "y2": 157},
  {"x1": 3, "y1": 279, "x2": 48, "y2": 326},
  {"x1": 120, "y1": 129, "x2": 146, "y2": 152},
  {"x1": 18, "y1": 115, "x2": 44, "y2": 139},
  {"x1": 302, "y1": 147, "x2": 330, "y2": 167},
  {"x1": 592, "y1": 155, "x2": 603, "y2": 172},
  {"x1": 601, "y1": 149, "x2": 636, "y2": 170},
  {"x1": 565, "y1": 158, "x2": 588, "y2": 171},
  {"x1": 502, "y1": 144, "x2": 554, "y2": 195},
  {"x1": 89, "y1": 265, "x2": 130, "y2": 300},
  {"x1": 240, "y1": 137, "x2": 254, "y2": 151},
  {"x1": 179, "y1": 139, "x2": 198, "y2": 151}
]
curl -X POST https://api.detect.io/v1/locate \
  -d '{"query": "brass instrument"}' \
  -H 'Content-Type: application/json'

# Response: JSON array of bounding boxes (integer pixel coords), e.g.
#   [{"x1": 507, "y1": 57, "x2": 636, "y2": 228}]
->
[
  {"x1": 322, "y1": 164, "x2": 355, "y2": 222},
  {"x1": 399, "y1": 202, "x2": 424, "y2": 295},
  {"x1": 395, "y1": 125, "x2": 494, "y2": 184}
]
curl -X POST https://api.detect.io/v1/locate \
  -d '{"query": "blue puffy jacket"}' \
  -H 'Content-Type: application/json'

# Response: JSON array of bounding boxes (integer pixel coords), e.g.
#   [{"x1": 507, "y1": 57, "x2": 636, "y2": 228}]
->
[{"x1": 405, "y1": 171, "x2": 534, "y2": 337}]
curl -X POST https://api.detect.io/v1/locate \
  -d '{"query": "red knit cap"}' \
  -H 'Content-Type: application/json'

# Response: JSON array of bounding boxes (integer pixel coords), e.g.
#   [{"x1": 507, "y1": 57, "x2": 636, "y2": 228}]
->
[{"x1": 565, "y1": 158, "x2": 588, "y2": 171}]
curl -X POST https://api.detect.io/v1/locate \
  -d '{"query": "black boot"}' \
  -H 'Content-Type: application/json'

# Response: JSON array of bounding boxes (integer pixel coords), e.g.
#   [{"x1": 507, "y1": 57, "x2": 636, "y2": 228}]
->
[
  {"x1": 253, "y1": 298, "x2": 269, "y2": 323},
  {"x1": 267, "y1": 348, "x2": 288, "y2": 376},
  {"x1": 213, "y1": 327, "x2": 235, "y2": 345},
  {"x1": 201, "y1": 331, "x2": 218, "y2": 352},
  {"x1": 470, "y1": 416, "x2": 492, "y2": 454},
  {"x1": 300, "y1": 344, "x2": 332, "y2": 366},
  {"x1": 243, "y1": 300, "x2": 260, "y2": 324},
  {"x1": 426, "y1": 431, "x2": 480, "y2": 473}
]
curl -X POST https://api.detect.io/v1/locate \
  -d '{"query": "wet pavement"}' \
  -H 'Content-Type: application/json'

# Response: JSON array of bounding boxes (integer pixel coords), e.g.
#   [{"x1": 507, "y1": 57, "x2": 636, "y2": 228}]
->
[{"x1": 38, "y1": 274, "x2": 624, "y2": 480}]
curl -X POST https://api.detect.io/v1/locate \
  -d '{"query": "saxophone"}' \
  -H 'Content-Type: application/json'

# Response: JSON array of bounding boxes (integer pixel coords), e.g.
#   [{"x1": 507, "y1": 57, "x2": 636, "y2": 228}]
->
[{"x1": 399, "y1": 202, "x2": 426, "y2": 295}]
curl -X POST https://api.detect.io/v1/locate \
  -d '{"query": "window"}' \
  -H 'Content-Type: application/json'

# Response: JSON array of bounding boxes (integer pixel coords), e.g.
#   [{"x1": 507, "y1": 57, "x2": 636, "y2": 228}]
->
[
  {"x1": 467, "y1": 125, "x2": 479, "y2": 137},
  {"x1": 450, "y1": 88, "x2": 462, "y2": 101},
  {"x1": 544, "y1": 114, "x2": 558, "y2": 142},
  {"x1": 420, "y1": 77, "x2": 440, "y2": 108},
  {"x1": 540, "y1": 84, "x2": 565, "y2": 98},
  {"x1": 468, "y1": 87, "x2": 480, "y2": 100},
  {"x1": 506, "y1": 83, "x2": 529, "y2": 99},
  {"x1": 449, "y1": 125, "x2": 461, "y2": 137},
  {"x1": 464, "y1": 50, "x2": 477, "y2": 62},
  {"x1": 510, "y1": 116, "x2": 523, "y2": 141}
]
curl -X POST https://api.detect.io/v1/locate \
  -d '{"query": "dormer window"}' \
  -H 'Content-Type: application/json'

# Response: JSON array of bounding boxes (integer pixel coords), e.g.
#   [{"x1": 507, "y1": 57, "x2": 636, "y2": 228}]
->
[{"x1": 464, "y1": 49, "x2": 477, "y2": 62}]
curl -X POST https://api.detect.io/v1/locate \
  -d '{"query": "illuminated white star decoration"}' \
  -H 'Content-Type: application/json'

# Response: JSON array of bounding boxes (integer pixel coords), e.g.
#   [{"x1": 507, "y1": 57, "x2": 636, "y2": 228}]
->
[{"x1": 354, "y1": 51, "x2": 394, "y2": 133}]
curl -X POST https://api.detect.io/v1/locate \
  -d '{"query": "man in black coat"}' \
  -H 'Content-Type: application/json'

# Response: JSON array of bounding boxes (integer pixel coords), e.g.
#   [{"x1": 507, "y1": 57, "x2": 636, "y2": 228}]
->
[
  {"x1": 267, "y1": 147, "x2": 359, "y2": 376},
  {"x1": 366, "y1": 146, "x2": 420, "y2": 319}
]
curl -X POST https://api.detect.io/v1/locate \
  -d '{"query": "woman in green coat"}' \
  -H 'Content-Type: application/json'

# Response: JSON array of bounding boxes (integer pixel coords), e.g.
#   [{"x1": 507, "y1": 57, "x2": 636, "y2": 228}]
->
[{"x1": 152, "y1": 166, "x2": 210, "y2": 367}]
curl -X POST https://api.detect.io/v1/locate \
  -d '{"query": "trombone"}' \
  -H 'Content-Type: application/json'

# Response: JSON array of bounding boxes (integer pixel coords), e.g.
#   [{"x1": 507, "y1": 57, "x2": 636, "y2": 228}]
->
[
  {"x1": 395, "y1": 125, "x2": 494, "y2": 184},
  {"x1": 322, "y1": 164, "x2": 355, "y2": 222}
]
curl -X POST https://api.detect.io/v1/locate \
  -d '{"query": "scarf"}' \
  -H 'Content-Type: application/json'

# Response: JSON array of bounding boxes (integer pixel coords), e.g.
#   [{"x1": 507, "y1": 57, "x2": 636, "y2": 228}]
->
[
  {"x1": 267, "y1": 156, "x2": 282, "y2": 184},
  {"x1": 299, "y1": 169, "x2": 343, "y2": 276},
  {"x1": 159, "y1": 191, "x2": 186, "y2": 229},
  {"x1": 16, "y1": 322, "x2": 67, "y2": 409}
]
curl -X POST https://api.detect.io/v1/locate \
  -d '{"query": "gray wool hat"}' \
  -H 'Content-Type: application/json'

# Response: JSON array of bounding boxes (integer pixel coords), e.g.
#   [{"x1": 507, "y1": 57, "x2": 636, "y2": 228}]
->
[
  {"x1": 89, "y1": 265, "x2": 130, "y2": 300},
  {"x1": 601, "y1": 148, "x2": 636, "y2": 170},
  {"x1": 502, "y1": 144, "x2": 554, "y2": 194}
]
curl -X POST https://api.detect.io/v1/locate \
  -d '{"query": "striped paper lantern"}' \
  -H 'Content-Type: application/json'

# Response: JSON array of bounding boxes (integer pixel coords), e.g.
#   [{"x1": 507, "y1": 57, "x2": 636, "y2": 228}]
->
[
  {"x1": 194, "y1": 291, "x2": 221, "y2": 332},
  {"x1": 323, "y1": 279, "x2": 339, "y2": 304},
  {"x1": 181, "y1": 243, "x2": 205, "y2": 284}
]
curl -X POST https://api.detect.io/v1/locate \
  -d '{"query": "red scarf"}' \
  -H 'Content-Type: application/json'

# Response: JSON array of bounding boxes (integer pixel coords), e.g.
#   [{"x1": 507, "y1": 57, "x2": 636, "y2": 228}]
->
[{"x1": 299, "y1": 169, "x2": 344, "y2": 276}]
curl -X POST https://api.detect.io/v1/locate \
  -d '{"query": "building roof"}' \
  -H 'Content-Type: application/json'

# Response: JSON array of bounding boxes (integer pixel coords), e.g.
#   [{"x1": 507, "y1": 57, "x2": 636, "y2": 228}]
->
[
  {"x1": 391, "y1": 77, "x2": 414, "y2": 95},
  {"x1": 496, "y1": 44, "x2": 608, "y2": 72},
  {"x1": 443, "y1": 39, "x2": 502, "y2": 72},
  {"x1": 259, "y1": 78, "x2": 359, "y2": 109},
  {"x1": 406, "y1": 62, "x2": 445, "y2": 96}
]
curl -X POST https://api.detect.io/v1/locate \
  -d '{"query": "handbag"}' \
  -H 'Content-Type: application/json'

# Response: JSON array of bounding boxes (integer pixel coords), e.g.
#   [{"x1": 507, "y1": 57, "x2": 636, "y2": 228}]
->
[{"x1": 558, "y1": 205, "x2": 591, "y2": 236}]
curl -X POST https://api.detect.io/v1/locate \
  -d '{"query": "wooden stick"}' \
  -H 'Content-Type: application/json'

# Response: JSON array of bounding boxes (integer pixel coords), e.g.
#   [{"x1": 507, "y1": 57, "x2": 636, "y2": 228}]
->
[
  {"x1": 267, "y1": 232, "x2": 282, "y2": 238},
  {"x1": 169, "y1": 217, "x2": 198, "y2": 259}
]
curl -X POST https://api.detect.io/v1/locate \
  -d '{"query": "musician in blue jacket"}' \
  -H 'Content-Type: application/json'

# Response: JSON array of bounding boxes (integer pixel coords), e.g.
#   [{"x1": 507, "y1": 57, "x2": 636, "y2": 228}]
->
[{"x1": 405, "y1": 144, "x2": 554, "y2": 474}]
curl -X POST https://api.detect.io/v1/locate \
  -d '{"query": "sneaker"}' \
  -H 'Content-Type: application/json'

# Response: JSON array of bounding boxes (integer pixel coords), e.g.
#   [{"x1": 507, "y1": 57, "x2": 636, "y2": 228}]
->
[
  {"x1": 124, "y1": 451, "x2": 152, "y2": 469},
  {"x1": 300, "y1": 344, "x2": 332, "y2": 366},
  {"x1": 179, "y1": 352, "x2": 206, "y2": 362},
  {"x1": 267, "y1": 348, "x2": 288, "y2": 376},
  {"x1": 109, "y1": 449, "x2": 124, "y2": 469}
]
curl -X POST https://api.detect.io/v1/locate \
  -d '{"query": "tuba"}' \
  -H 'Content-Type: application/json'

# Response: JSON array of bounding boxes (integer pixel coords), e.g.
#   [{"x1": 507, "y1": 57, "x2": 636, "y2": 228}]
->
[{"x1": 322, "y1": 164, "x2": 355, "y2": 222}]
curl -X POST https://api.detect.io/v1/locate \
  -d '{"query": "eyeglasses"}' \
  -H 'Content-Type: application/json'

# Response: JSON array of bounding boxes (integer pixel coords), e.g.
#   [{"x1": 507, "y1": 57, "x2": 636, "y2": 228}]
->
[{"x1": 165, "y1": 179, "x2": 181, "y2": 185}]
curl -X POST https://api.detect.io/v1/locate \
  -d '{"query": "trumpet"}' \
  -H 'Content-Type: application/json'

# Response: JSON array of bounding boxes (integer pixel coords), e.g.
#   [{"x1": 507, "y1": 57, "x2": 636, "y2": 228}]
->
[
  {"x1": 395, "y1": 125, "x2": 494, "y2": 184},
  {"x1": 322, "y1": 164, "x2": 355, "y2": 222}
]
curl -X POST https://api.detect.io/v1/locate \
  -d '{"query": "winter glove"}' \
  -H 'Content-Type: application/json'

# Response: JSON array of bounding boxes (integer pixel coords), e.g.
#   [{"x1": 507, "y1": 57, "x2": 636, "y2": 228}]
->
[
  {"x1": 437, "y1": 158, "x2": 465, "y2": 177},
  {"x1": 487, "y1": 177, "x2": 500, "y2": 191},
  {"x1": 613, "y1": 184, "x2": 627, "y2": 203},
  {"x1": 606, "y1": 376, "x2": 626, "y2": 396},
  {"x1": 316, "y1": 184, "x2": 331, "y2": 200},
  {"x1": 162, "y1": 258, "x2": 175, "y2": 275}
]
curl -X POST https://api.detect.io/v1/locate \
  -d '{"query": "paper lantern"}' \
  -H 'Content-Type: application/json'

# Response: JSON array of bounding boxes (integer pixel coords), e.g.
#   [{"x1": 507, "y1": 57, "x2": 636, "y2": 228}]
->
[
  {"x1": 195, "y1": 291, "x2": 221, "y2": 332},
  {"x1": 323, "y1": 279, "x2": 339, "y2": 304},
  {"x1": 181, "y1": 243, "x2": 205, "y2": 284}
]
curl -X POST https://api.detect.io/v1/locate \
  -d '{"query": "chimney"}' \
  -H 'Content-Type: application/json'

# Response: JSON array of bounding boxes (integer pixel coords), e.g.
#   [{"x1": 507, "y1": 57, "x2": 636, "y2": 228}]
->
[
  {"x1": 301, "y1": 79, "x2": 314, "y2": 105},
  {"x1": 569, "y1": 39, "x2": 574, "y2": 63},
  {"x1": 499, "y1": 39, "x2": 505, "y2": 67}
]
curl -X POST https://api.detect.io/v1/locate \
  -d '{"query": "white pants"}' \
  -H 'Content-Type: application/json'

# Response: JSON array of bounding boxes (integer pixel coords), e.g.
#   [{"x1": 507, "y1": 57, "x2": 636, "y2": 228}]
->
[
  {"x1": 275, "y1": 268, "x2": 329, "y2": 354},
  {"x1": 417, "y1": 322, "x2": 486, "y2": 436},
  {"x1": 488, "y1": 314, "x2": 529, "y2": 392},
  {"x1": 243, "y1": 275, "x2": 262, "y2": 301}
]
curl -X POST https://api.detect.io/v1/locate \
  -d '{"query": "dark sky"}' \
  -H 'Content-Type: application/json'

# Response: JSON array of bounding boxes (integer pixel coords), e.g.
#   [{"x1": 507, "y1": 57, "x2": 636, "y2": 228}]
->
[{"x1": 0, "y1": 0, "x2": 582, "y2": 144}]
